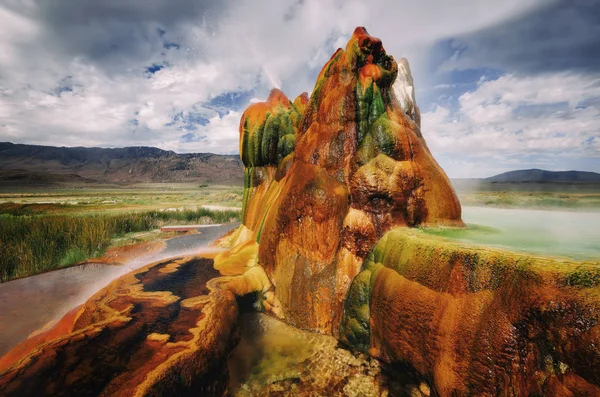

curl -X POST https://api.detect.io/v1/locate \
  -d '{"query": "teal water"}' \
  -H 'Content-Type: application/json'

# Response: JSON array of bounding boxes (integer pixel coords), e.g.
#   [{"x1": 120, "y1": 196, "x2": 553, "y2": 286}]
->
[{"x1": 426, "y1": 206, "x2": 600, "y2": 261}]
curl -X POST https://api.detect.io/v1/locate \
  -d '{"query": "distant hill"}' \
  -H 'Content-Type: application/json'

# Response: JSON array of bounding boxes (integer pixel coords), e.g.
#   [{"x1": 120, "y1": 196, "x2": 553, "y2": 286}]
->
[
  {"x1": 486, "y1": 169, "x2": 600, "y2": 183},
  {"x1": 0, "y1": 142, "x2": 243, "y2": 186}
]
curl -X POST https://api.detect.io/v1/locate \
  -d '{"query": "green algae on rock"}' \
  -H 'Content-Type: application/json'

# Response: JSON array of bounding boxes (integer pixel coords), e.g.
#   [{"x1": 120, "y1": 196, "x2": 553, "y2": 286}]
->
[
  {"x1": 340, "y1": 228, "x2": 600, "y2": 396},
  {"x1": 232, "y1": 26, "x2": 464, "y2": 337},
  {"x1": 228, "y1": 313, "x2": 430, "y2": 397}
]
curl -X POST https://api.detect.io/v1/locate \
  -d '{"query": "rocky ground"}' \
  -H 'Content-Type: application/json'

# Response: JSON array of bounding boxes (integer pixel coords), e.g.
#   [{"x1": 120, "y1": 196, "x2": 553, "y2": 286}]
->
[{"x1": 228, "y1": 313, "x2": 431, "y2": 397}]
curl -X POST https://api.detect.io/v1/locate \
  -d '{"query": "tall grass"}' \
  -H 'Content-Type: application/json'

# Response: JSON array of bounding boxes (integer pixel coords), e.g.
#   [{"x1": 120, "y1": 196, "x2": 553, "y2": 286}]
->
[
  {"x1": 0, "y1": 208, "x2": 240, "y2": 282},
  {"x1": 149, "y1": 208, "x2": 240, "y2": 224}
]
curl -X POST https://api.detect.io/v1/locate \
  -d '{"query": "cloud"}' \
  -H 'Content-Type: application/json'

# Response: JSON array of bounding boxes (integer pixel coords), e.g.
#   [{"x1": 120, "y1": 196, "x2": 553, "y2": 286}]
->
[
  {"x1": 157, "y1": 110, "x2": 242, "y2": 154},
  {"x1": 421, "y1": 72, "x2": 600, "y2": 176},
  {"x1": 437, "y1": 1, "x2": 600, "y2": 75},
  {"x1": 6, "y1": 0, "x2": 599, "y2": 173},
  {"x1": 0, "y1": 6, "x2": 39, "y2": 68},
  {"x1": 0, "y1": 0, "x2": 551, "y2": 153}
]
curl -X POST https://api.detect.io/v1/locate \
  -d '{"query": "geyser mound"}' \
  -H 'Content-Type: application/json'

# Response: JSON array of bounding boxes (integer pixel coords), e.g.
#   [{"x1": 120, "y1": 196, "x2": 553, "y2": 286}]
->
[{"x1": 236, "y1": 26, "x2": 463, "y2": 334}]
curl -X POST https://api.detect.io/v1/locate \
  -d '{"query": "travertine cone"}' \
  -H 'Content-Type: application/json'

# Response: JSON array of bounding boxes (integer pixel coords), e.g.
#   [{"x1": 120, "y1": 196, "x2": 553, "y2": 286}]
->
[{"x1": 238, "y1": 27, "x2": 463, "y2": 334}]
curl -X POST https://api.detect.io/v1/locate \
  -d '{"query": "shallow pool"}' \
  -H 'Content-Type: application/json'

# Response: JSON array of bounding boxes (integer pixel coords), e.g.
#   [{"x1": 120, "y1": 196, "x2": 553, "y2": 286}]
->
[
  {"x1": 228, "y1": 313, "x2": 427, "y2": 396},
  {"x1": 435, "y1": 206, "x2": 600, "y2": 260}
]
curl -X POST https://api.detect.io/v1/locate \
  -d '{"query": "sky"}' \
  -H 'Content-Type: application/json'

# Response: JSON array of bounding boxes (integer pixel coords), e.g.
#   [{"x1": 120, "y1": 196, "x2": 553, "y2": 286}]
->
[{"x1": 0, "y1": 0, "x2": 599, "y2": 178}]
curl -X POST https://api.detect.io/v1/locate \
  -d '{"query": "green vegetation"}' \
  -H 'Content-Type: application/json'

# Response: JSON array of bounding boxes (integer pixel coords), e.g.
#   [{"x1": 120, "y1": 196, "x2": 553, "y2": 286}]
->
[
  {"x1": 0, "y1": 184, "x2": 243, "y2": 282},
  {"x1": 454, "y1": 184, "x2": 600, "y2": 211},
  {"x1": 149, "y1": 207, "x2": 240, "y2": 224},
  {"x1": 1, "y1": 211, "x2": 150, "y2": 281},
  {"x1": 60, "y1": 247, "x2": 88, "y2": 267},
  {"x1": 0, "y1": 184, "x2": 243, "y2": 211},
  {"x1": 0, "y1": 207, "x2": 240, "y2": 282}
]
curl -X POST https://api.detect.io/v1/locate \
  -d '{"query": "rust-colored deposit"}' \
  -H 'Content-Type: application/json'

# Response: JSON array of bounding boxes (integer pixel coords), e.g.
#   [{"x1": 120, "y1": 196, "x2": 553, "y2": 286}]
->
[
  {"x1": 0, "y1": 305, "x2": 81, "y2": 372},
  {"x1": 233, "y1": 26, "x2": 463, "y2": 335},
  {"x1": 92, "y1": 239, "x2": 166, "y2": 265},
  {"x1": 0, "y1": 253, "x2": 268, "y2": 396},
  {"x1": 3, "y1": 26, "x2": 600, "y2": 397},
  {"x1": 340, "y1": 229, "x2": 600, "y2": 396}
]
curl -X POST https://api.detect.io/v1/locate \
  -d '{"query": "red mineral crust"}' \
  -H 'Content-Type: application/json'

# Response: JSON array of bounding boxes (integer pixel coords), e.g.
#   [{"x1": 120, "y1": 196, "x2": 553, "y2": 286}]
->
[
  {"x1": 237, "y1": 27, "x2": 463, "y2": 335},
  {"x1": 0, "y1": 255, "x2": 243, "y2": 396}
]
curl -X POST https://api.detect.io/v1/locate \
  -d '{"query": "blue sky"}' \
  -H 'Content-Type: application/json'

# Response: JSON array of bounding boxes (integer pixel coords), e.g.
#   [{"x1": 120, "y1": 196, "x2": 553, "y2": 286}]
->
[{"x1": 0, "y1": 0, "x2": 598, "y2": 177}]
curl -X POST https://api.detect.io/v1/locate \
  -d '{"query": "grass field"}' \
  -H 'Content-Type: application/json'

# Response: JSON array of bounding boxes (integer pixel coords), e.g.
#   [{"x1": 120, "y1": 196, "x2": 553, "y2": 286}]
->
[
  {"x1": 452, "y1": 181, "x2": 600, "y2": 211},
  {"x1": 457, "y1": 191, "x2": 600, "y2": 210},
  {"x1": 2, "y1": 181, "x2": 599, "y2": 282},
  {"x1": 0, "y1": 183, "x2": 243, "y2": 212},
  {"x1": 0, "y1": 183, "x2": 242, "y2": 282}
]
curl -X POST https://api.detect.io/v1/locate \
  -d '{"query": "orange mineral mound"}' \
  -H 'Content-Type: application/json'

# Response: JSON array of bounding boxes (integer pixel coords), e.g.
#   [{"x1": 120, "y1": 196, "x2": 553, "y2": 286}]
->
[
  {"x1": 340, "y1": 229, "x2": 600, "y2": 396},
  {"x1": 233, "y1": 26, "x2": 463, "y2": 335}
]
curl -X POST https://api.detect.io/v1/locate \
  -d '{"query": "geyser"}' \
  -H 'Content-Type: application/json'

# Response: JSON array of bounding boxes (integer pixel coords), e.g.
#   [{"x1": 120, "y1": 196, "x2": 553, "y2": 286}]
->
[
  {"x1": 236, "y1": 26, "x2": 463, "y2": 335},
  {"x1": 2, "y1": 27, "x2": 599, "y2": 397}
]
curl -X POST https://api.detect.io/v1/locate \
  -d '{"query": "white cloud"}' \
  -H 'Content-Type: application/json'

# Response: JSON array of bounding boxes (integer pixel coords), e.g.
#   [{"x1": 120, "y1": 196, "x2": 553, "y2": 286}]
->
[
  {"x1": 436, "y1": 2, "x2": 600, "y2": 76},
  {"x1": 0, "y1": 6, "x2": 39, "y2": 68},
  {"x1": 0, "y1": 0, "x2": 557, "y2": 155},
  {"x1": 422, "y1": 72, "x2": 600, "y2": 177}
]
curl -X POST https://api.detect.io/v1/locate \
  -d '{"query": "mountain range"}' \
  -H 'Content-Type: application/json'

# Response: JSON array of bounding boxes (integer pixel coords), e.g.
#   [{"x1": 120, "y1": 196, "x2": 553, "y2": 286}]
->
[
  {"x1": 1, "y1": 142, "x2": 598, "y2": 188},
  {"x1": 0, "y1": 142, "x2": 243, "y2": 186},
  {"x1": 486, "y1": 168, "x2": 600, "y2": 183}
]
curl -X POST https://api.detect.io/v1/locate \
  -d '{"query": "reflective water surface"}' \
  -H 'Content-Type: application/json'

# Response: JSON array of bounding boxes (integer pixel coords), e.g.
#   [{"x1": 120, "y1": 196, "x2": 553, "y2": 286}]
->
[
  {"x1": 457, "y1": 206, "x2": 600, "y2": 260},
  {"x1": 0, "y1": 223, "x2": 239, "y2": 357}
]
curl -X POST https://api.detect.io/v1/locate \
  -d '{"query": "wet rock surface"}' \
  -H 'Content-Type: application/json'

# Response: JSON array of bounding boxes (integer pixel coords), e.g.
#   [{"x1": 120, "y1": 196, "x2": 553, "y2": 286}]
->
[
  {"x1": 0, "y1": 223, "x2": 238, "y2": 358},
  {"x1": 235, "y1": 26, "x2": 463, "y2": 336},
  {"x1": 228, "y1": 313, "x2": 430, "y2": 397},
  {"x1": 222, "y1": 26, "x2": 600, "y2": 396},
  {"x1": 341, "y1": 228, "x2": 600, "y2": 396},
  {"x1": 0, "y1": 254, "x2": 240, "y2": 397}
]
